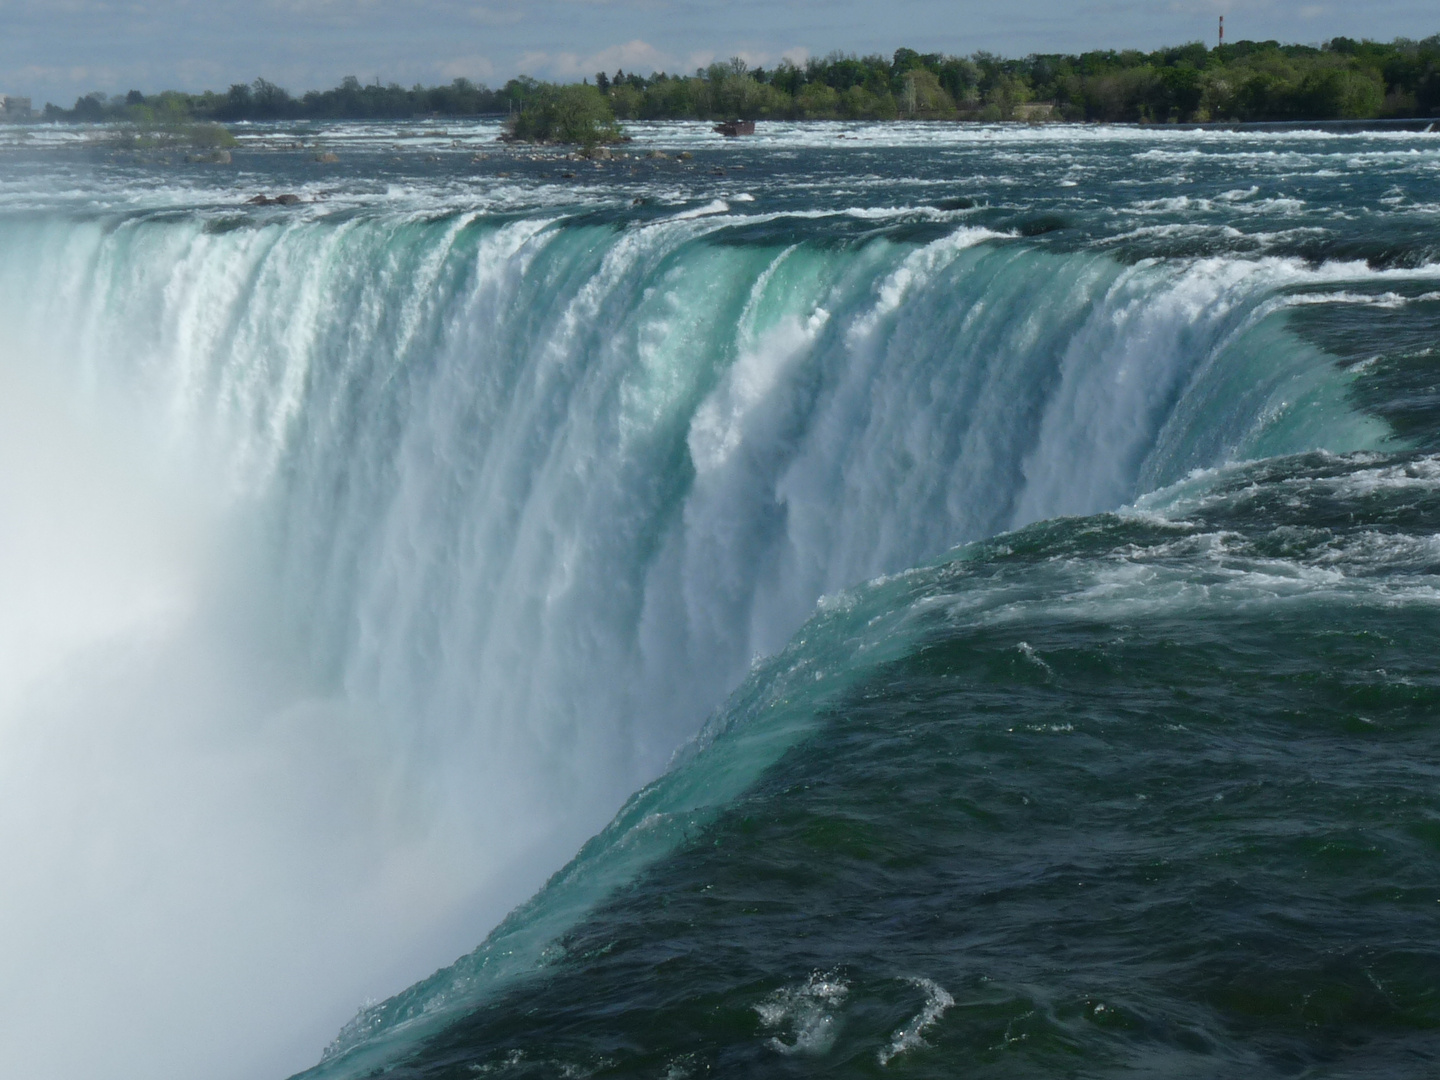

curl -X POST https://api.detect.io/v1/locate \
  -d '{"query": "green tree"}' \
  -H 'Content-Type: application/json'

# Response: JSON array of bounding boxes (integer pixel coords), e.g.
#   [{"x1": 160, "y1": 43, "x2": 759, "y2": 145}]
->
[
  {"x1": 796, "y1": 82, "x2": 840, "y2": 117},
  {"x1": 901, "y1": 69, "x2": 955, "y2": 116},
  {"x1": 510, "y1": 83, "x2": 621, "y2": 145},
  {"x1": 1296, "y1": 66, "x2": 1385, "y2": 118}
]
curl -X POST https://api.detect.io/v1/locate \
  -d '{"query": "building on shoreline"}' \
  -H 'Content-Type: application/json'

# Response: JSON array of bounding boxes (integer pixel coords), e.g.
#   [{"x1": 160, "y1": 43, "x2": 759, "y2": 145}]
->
[{"x1": 1, "y1": 94, "x2": 34, "y2": 121}]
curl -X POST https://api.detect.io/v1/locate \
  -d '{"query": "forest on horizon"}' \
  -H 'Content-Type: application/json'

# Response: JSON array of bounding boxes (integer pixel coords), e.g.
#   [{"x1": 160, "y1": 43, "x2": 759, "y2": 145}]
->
[{"x1": 38, "y1": 34, "x2": 1440, "y2": 127}]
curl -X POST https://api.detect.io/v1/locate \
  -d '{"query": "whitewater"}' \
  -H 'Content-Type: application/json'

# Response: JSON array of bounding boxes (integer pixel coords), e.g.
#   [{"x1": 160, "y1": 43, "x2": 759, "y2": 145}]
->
[{"x1": 0, "y1": 119, "x2": 1437, "y2": 1080}]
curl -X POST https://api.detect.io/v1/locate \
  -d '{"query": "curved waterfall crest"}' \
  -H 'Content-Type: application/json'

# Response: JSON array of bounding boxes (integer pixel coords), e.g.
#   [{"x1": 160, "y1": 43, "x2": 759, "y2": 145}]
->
[{"x1": 0, "y1": 197, "x2": 1407, "y2": 1080}]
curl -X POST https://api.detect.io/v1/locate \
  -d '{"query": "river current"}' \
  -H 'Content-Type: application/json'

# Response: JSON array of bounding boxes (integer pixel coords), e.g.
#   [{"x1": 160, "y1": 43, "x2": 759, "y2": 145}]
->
[{"x1": 0, "y1": 119, "x2": 1437, "y2": 1080}]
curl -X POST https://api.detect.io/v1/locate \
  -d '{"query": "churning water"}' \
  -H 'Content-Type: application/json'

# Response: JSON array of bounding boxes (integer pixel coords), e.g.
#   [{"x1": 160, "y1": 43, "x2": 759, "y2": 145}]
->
[{"x1": 0, "y1": 120, "x2": 1438, "y2": 1080}]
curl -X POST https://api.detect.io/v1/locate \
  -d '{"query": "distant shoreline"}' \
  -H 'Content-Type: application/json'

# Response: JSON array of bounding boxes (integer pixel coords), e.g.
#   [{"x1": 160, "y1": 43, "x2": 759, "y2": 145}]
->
[
  {"x1": 4, "y1": 116, "x2": 1436, "y2": 135},
  {"x1": 7, "y1": 34, "x2": 1437, "y2": 132}
]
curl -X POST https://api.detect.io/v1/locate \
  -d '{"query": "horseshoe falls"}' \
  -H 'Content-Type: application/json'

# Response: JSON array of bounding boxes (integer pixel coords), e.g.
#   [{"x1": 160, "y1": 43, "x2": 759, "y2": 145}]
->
[{"x1": 0, "y1": 122, "x2": 1438, "y2": 1080}]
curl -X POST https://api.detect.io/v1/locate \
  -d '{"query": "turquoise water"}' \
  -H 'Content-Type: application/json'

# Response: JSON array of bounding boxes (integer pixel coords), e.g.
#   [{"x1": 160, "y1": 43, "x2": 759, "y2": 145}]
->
[
  {"x1": 339, "y1": 452, "x2": 1440, "y2": 1079},
  {"x1": 0, "y1": 120, "x2": 1435, "y2": 1080}
]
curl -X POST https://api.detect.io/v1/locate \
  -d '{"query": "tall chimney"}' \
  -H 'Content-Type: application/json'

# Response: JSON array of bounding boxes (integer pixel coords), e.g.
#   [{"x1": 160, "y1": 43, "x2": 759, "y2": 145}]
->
[{"x1": 1219, "y1": 15, "x2": 1225, "y2": 46}]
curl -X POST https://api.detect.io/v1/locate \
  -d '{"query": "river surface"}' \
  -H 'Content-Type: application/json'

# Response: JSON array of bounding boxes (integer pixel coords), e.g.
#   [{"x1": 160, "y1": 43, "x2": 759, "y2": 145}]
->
[{"x1": 0, "y1": 119, "x2": 1436, "y2": 1080}]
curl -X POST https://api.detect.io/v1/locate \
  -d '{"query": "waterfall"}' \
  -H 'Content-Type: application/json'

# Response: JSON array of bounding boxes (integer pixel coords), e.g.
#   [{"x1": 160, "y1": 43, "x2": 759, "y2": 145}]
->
[{"x1": 0, "y1": 205, "x2": 1391, "y2": 1080}]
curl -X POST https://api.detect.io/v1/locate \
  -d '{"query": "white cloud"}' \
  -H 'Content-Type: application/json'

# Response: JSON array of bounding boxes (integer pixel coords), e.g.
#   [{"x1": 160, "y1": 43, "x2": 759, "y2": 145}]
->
[
  {"x1": 6, "y1": 62, "x2": 137, "y2": 96},
  {"x1": 683, "y1": 49, "x2": 715, "y2": 75},
  {"x1": 518, "y1": 38, "x2": 668, "y2": 79},
  {"x1": 261, "y1": 0, "x2": 385, "y2": 10},
  {"x1": 466, "y1": 3, "x2": 525, "y2": 25},
  {"x1": 589, "y1": 38, "x2": 668, "y2": 73},
  {"x1": 436, "y1": 54, "x2": 498, "y2": 80}
]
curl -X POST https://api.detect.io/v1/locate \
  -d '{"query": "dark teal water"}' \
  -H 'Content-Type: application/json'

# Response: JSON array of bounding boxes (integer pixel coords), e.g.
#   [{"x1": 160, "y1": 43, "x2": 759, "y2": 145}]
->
[
  {"x1": 2, "y1": 121, "x2": 1438, "y2": 1080},
  {"x1": 320, "y1": 448, "x2": 1440, "y2": 1079},
  {"x1": 231, "y1": 123, "x2": 1439, "y2": 1080}
]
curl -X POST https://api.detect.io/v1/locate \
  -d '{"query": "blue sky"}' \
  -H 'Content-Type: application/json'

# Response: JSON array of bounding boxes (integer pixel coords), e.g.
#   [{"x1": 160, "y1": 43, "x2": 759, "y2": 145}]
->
[{"x1": 1, "y1": 0, "x2": 1436, "y2": 107}]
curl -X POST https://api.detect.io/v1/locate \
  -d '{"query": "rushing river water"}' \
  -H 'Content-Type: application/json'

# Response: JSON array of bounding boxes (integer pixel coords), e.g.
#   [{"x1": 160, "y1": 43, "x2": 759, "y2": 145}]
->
[{"x1": 0, "y1": 119, "x2": 1437, "y2": 1080}]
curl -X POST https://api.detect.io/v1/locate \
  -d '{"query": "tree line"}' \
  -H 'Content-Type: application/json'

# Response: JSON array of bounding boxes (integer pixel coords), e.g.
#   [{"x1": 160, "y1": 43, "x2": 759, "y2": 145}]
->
[
  {"x1": 591, "y1": 37, "x2": 1440, "y2": 123},
  {"x1": 45, "y1": 35, "x2": 1440, "y2": 128}
]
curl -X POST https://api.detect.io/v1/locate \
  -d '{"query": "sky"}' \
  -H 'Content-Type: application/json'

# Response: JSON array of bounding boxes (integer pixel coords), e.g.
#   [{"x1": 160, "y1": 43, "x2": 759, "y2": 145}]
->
[{"x1": 0, "y1": 0, "x2": 1436, "y2": 107}]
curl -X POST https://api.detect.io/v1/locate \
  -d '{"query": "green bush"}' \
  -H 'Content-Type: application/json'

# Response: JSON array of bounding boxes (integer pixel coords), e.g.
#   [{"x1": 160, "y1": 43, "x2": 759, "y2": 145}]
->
[
  {"x1": 509, "y1": 84, "x2": 621, "y2": 145},
  {"x1": 185, "y1": 123, "x2": 238, "y2": 148}
]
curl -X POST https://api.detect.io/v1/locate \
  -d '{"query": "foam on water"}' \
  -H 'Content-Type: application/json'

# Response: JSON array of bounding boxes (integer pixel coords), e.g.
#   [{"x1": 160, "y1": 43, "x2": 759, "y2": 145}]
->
[
  {"x1": 756, "y1": 970, "x2": 851, "y2": 1055},
  {"x1": 0, "y1": 122, "x2": 1436, "y2": 1080},
  {"x1": 877, "y1": 977, "x2": 956, "y2": 1066},
  {"x1": 313, "y1": 439, "x2": 1440, "y2": 1077}
]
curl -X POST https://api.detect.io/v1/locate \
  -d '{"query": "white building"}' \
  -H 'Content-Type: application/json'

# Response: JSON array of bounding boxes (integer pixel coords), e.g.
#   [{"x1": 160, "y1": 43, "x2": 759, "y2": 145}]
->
[{"x1": 0, "y1": 94, "x2": 34, "y2": 120}]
